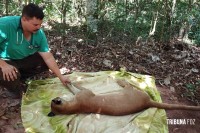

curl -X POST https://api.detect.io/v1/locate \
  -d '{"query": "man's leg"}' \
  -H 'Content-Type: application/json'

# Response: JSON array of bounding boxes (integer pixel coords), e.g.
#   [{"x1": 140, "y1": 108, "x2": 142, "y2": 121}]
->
[
  {"x1": 0, "y1": 62, "x2": 22, "y2": 97},
  {"x1": 13, "y1": 52, "x2": 49, "y2": 79},
  {"x1": 0, "y1": 53, "x2": 48, "y2": 97}
]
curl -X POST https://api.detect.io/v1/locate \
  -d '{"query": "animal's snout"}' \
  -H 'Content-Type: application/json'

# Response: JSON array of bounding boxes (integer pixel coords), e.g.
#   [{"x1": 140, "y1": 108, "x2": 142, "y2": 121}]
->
[
  {"x1": 48, "y1": 111, "x2": 55, "y2": 117},
  {"x1": 52, "y1": 97, "x2": 62, "y2": 105}
]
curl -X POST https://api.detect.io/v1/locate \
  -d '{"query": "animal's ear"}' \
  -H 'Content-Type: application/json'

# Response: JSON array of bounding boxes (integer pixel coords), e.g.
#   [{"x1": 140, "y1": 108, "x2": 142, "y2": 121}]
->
[
  {"x1": 48, "y1": 112, "x2": 56, "y2": 117},
  {"x1": 52, "y1": 98, "x2": 62, "y2": 105}
]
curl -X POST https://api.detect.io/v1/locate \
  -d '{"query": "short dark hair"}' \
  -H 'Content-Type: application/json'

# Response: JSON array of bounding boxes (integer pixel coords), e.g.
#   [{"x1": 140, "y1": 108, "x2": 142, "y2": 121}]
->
[{"x1": 22, "y1": 3, "x2": 44, "y2": 20}]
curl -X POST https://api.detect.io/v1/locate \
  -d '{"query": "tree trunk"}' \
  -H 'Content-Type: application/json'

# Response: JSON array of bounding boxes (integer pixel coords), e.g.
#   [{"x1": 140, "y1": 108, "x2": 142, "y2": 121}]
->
[
  {"x1": 86, "y1": 0, "x2": 98, "y2": 45},
  {"x1": 61, "y1": 0, "x2": 67, "y2": 24},
  {"x1": 163, "y1": 0, "x2": 171, "y2": 43},
  {"x1": 5, "y1": 0, "x2": 9, "y2": 15}
]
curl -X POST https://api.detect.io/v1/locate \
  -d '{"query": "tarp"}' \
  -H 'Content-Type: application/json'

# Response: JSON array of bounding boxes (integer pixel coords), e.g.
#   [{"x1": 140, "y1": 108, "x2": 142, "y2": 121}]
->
[{"x1": 21, "y1": 70, "x2": 168, "y2": 133}]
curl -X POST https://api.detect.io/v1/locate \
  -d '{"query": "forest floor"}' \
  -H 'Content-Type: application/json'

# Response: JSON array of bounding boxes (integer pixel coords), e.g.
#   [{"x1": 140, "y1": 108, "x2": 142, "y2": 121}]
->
[{"x1": 0, "y1": 27, "x2": 200, "y2": 133}]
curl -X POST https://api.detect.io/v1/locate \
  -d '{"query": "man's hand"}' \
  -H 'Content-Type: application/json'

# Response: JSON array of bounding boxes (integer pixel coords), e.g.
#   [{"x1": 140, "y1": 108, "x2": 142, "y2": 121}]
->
[
  {"x1": 1, "y1": 63, "x2": 18, "y2": 81},
  {"x1": 39, "y1": 52, "x2": 71, "y2": 85},
  {"x1": 59, "y1": 75, "x2": 71, "y2": 85}
]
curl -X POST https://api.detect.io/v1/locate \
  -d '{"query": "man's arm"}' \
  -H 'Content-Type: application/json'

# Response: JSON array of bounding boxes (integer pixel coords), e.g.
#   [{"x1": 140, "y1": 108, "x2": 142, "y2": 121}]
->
[
  {"x1": 0, "y1": 21, "x2": 18, "y2": 81},
  {"x1": 38, "y1": 52, "x2": 70, "y2": 85}
]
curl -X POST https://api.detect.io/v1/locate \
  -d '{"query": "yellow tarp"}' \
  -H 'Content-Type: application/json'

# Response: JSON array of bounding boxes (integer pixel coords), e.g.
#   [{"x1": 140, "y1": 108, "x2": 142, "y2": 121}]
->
[{"x1": 21, "y1": 71, "x2": 168, "y2": 133}]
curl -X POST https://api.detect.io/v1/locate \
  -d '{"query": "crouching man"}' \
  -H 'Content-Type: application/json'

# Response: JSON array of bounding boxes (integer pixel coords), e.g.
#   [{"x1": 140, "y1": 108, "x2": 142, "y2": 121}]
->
[{"x1": 0, "y1": 3, "x2": 70, "y2": 98}]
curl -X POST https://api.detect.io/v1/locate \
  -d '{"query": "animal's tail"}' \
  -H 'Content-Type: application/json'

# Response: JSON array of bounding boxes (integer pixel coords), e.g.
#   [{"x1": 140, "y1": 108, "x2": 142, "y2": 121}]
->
[{"x1": 149, "y1": 100, "x2": 200, "y2": 111}]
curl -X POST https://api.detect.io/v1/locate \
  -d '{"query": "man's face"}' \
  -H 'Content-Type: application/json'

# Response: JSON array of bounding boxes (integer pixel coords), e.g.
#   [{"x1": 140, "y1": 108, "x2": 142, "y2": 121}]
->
[{"x1": 22, "y1": 16, "x2": 43, "y2": 33}]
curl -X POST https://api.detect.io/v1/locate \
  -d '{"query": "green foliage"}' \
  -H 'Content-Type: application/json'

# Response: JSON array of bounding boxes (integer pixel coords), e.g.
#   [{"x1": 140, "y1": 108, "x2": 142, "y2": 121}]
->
[
  {"x1": 186, "y1": 83, "x2": 196, "y2": 91},
  {"x1": 0, "y1": 0, "x2": 22, "y2": 16},
  {"x1": 1, "y1": 0, "x2": 200, "y2": 45},
  {"x1": 171, "y1": 1, "x2": 200, "y2": 46},
  {"x1": 184, "y1": 80, "x2": 200, "y2": 101},
  {"x1": 188, "y1": 5, "x2": 200, "y2": 46},
  {"x1": 97, "y1": 1, "x2": 153, "y2": 40},
  {"x1": 186, "y1": 80, "x2": 200, "y2": 91},
  {"x1": 0, "y1": 3, "x2": 3, "y2": 16}
]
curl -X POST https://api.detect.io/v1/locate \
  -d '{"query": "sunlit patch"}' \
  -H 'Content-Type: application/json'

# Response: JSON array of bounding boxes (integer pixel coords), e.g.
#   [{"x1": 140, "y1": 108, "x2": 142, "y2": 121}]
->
[
  {"x1": 131, "y1": 76, "x2": 137, "y2": 82},
  {"x1": 78, "y1": 39, "x2": 83, "y2": 42},
  {"x1": 143, "y1": 123, "x2": 149, "y2": 129},
  {"x1": 110, "y1": 71, "x2": 118, "y2": 78},
  {"x1": 25, "y1": 127, "x2": 34, "y2": 132},
  {"x1": 59, "y1": 67, "x2": 69, "y2": 74},
  {"x1": 144, "y1": 75, "x2": 154, "y2": 88},
  {"x1": 35, "y1": 109, "x2": 40, "y2": 114},
  {"x1": 95, "y1": 114, "x2": 101, "y2": 119},
  {"x1": 138, "y1": 82, "x2": 147, "y2": 89},
  {"x1": 77, "y1": 76, "x2": 84, "y2": 81},
  {"x1": 72, "y1": 67, "x2": 77, "y2": 71}
]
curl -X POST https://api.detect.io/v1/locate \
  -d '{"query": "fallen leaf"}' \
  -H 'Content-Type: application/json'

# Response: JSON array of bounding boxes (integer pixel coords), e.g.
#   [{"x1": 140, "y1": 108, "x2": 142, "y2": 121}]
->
[
  {"x1": 103, "y1": 59, "x2": 112, "y2": 67},
  {"x1": 164, "y1": 75, "x2": 171, "y2": 86},
  {"x1": 1, "y1": 116, "x2": 8, "y2": 120},
  {"x1": 185, "y1": 70, "x2": 192, "y2": 77},
  {"x1": 191, "y1": 68, "x2": 199, "y2": 73},
  {"x1": 0, "y1": 108, "x2": 5, "y2": 117},
  {"x1": 170, "y1": 86, "x2": 175, "y2": 92},
  {"x1": 8, "y1": 100, "x2": 20, "y2": 107}
]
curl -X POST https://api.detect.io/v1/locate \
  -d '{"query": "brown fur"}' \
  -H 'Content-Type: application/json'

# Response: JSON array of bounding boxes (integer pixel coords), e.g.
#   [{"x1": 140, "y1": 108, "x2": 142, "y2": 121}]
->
[{"x1": 48, "y1": 80, "x2": 200, "y2": 116}]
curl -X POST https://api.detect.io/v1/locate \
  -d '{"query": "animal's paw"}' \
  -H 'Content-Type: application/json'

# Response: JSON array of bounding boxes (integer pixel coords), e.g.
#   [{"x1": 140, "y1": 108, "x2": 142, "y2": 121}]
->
[{"x1": 116, "y1": 79, "x2": 130, "y2": 87}]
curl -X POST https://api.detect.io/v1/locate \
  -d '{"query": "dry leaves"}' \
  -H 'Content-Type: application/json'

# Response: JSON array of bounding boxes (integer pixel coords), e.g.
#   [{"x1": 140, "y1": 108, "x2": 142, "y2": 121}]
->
[
  {"x1": 0, "y1": 27, "x2": 200, "y2": 132},
  {"x1": 47, "y1": 31, "x2": 200, "y2": 104}
]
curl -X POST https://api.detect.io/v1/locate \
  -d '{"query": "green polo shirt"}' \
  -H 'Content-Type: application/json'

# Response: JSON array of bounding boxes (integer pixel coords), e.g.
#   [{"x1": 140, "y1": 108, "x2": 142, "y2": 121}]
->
[{"x1": 0, "y1": 16, "x2": 49, "y2": 59}]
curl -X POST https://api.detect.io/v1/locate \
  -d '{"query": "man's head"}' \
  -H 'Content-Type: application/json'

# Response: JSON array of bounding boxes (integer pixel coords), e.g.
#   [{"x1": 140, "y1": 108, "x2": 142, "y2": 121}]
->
[
  {"x1": 21, "y1": 3, "x2": 44, "y2": 33},
  {"x1": 48, "y1": 97, "x2": 66, "y2": 117}
]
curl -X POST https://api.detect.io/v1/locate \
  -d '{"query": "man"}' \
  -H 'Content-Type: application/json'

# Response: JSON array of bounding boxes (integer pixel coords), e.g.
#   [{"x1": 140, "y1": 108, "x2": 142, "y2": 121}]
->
[{"x1": 0, "y1": 3, "x2": 70, "y2": 97}]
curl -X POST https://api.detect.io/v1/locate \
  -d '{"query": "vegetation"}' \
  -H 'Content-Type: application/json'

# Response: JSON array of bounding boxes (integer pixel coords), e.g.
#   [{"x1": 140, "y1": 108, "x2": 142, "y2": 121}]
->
[{"x1": 0, "y1": 0, "x2": 200, "y2": 46}]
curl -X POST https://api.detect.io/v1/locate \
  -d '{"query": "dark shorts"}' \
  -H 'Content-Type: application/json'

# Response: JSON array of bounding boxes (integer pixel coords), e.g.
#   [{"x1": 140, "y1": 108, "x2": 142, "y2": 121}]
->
[{"x1": 0, "y1": 52, "x2": 48, "y2": 93}]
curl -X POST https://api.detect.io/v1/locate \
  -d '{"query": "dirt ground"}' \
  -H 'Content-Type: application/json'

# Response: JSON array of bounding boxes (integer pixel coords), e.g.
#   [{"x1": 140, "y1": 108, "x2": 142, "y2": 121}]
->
[
  {"x1": 157, "y1": 85, "x2": 200, "y2": 133},
  {"x1": 0, "y1": 29, "x2": 200, "y2": 133}
]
